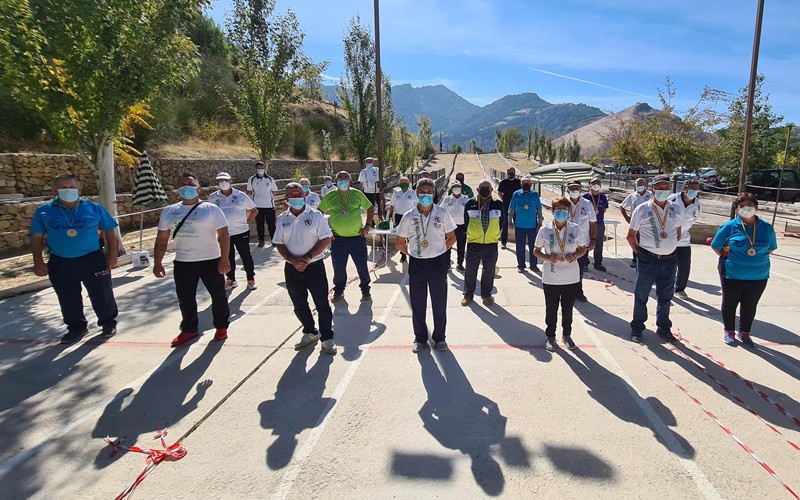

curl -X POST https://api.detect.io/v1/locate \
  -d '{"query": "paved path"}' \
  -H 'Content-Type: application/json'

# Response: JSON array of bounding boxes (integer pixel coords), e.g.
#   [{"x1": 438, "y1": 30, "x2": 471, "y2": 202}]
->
[{"x1": 0, "y1": 154, "x2": 798, "y2": 498}]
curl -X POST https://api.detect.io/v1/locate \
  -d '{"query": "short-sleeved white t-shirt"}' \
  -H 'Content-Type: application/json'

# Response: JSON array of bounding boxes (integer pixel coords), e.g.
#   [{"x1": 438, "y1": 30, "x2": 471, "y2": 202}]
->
[
  {"x1": 630, "y1": 200, "x2": 684, "y2": 255},
  {"x1": 621, "y1": 191, "x2": 653, "y2": 213},
  {"x1": 568, "y1": 197, "x2": 597, "y2": 245},
  {"x1": 320, "y1": 185, "x2": 336, "y2": 197},
  {"x1": 668, "y1": 193, "x2": 702, "y2": 247},
  {"x1": 305, "y1": 192, "x2": 321, "y2": 210},
  {"x1": 439, "y1": 194, "x2": 469, "y2": 225},
  {"x1": 358, "y1": 166, "x2": 380, "y2": 194},
  {"x1": 208, "y1": 188, "x2": 256, "y2": 236},
  {"x1": 396, "y1": 205, "x2": 456, "y2": 259},
  {"x1": 390, "y1": 188, "x2": 418, "y2": 216},
  {"x1": 535, "y1": 221, "x2": 582, "y2": 285},
  {"x1": 246, "y1": 174, "x2": 278, "y2": 208},
  {"x1": 272, "y1": 206, "x2": 333, "y2": 263},
  {"x1": 158, "y1": 202, "x2": 229, "y2": 262}
]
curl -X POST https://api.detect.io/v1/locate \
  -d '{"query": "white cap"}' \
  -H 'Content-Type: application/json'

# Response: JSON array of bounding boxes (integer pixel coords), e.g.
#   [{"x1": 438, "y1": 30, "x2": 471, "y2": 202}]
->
[{"x1": 216, "y1": 171, "x2": 232, "y2": 180}]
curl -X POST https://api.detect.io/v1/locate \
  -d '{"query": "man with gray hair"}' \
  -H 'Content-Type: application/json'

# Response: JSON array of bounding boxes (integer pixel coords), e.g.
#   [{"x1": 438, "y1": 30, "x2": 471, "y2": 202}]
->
[
  {"x1": 462, "y1": 179, "x2": 503, "y2": 306},
  {"x1": 299, "y1": 177, "x2": 321, "y2": 210},
  {"x1": 388, "y1": 175, "x2": 418, "y2": 262},
  {"x1": 274, "y1": 183, "x2": 336, "y2": 353}
]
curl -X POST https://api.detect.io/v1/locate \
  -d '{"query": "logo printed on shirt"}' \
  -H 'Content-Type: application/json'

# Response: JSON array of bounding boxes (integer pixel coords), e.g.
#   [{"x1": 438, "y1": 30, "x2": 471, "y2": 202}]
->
[{"x1": 304, "y1": 219, "x2": 313, "y2": 227}]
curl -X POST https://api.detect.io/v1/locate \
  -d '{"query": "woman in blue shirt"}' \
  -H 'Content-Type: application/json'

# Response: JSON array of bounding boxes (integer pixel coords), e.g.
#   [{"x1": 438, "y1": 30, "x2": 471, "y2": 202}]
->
[{"x1": 710, "y1": 193, "x2": 777, "y2": 347}]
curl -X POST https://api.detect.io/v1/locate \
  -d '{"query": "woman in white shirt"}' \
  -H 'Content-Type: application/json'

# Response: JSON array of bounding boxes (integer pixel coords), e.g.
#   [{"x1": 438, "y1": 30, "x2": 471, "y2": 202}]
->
[{"x1": 534, "y1": 196, "x2": 587, "y2": 351}]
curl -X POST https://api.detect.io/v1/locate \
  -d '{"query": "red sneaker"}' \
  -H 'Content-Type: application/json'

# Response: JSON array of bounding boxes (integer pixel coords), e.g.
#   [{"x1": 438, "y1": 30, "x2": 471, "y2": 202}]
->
[
  {"x1": 213, "y1": 328, "x2": 228, "y2": 342},
  {"x1": 171, "y1": 332, "x2": 199, "y2": 347}
]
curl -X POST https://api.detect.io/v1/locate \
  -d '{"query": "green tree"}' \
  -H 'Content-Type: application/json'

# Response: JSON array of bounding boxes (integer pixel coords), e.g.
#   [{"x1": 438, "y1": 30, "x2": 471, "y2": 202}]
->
[
  {"x1": 499, "y1": 126, "x2": 524, "y2": 156},
  {"x1": 566, "y1": 135, "x2": 581, "y2": 162},
  {"x1": 0, "y1": 0, "x2": 204, "y2": 221},
  {"x1": 320, "y1": 129, "x2": 333, "y2": 176},
  {"x1": 226, "y1": 0, "x2": 324, "y2": 162},
  {"x1": 450, "y1": 144, "x2": 463, "y2": 153},
  {"x1": 417, "y1": 115, "x2": 435, "y2": 157},
  {"x1": 556, "y1": 141, "x2": 567, "y2": 162},
  {"x1": 337, "y1": 16, "x2": 376, "y2": 164}
]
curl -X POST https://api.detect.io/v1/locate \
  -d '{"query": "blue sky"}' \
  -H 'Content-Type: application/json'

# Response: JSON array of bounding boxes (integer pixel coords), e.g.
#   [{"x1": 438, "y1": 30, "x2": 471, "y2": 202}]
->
[{"x1": 208, "y1": 0, "x2": 800, "y2": 124}]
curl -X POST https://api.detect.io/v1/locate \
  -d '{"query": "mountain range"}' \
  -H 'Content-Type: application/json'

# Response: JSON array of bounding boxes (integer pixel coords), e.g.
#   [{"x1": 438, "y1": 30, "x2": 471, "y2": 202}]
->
[{"x1": 322, "y1": 83, "x2": 609, "y2": 149}]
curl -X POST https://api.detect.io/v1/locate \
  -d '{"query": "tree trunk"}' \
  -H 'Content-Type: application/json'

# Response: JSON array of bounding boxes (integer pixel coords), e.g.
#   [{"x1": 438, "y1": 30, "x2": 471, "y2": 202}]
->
[{"x1": 95, "y1": 137, "x2": 125, "y2": 256}]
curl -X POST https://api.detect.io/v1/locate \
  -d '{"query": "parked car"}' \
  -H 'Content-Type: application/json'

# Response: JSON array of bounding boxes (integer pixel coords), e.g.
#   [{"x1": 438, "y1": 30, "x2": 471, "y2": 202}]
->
[{"x1": 746, "y1": 169, "x2": 800, "y2": 202}]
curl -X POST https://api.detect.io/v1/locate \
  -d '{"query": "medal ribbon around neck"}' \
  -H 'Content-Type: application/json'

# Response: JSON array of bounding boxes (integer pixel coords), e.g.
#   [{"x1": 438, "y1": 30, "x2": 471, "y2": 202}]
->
[
  {"x1": 337, "y1": 187, "x2": 352, "y2": 214},
  {"x1": 418, "y1": 209, "x2": 434, "y2": 249},
  {"x1": 555, "y1": 223, "x2": 568, "y2": 254},
  {"x1": 651, "y1": 200, "x2": 669, "y2": 236},
  {"x1": 60, "y1": 204, "x2": 79, "y2": 236},
  {"x1": 740, "y1": 218, "x2": 757, "y2": 253}
]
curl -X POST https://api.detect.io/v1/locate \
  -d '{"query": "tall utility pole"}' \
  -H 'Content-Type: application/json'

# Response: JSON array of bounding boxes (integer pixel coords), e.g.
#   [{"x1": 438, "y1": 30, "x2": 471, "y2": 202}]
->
[
  {"x1": 374, "y1": 0, "x2": 384, "y2": 198},
  {"x1": 734, "y1": 0, "x2": 765, "y2": 218}
]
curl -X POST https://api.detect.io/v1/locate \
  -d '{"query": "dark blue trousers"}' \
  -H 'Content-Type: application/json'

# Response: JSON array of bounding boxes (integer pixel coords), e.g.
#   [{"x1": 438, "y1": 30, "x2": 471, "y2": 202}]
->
[
  {"x1": 48, "y1": 250, "x2": 118, "y2": 334},
  {"x1": 285, "y1": 260, "x2": 333, "y2": 340},
  {"x1": 630, "y1": 248, "x2": 677, "y2": 335},
  {"x1": 330, "y1": 235, "x2": 371, "y2": 295},
  {"x1": 515, "y1": 227, "x2": 538, "y2": 269},
  {"x1": 409, "y1": 253, "x2": 449, "y2": 343}
]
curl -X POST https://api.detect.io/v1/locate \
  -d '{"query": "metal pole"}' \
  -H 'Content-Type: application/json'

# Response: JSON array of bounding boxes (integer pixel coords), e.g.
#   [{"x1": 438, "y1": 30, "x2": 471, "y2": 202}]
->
[
  {"x1": 733, "y1": 0, "x2": 765, "y2": 219},
  {"x1": 373, "y1": 0, "x2": 384, "y2": 219},
  {"x1": 771, "y1": 124, "x2": 794, "y2": 226},
  {"x1": 138, "y1": 208, "x2": 144, "y2": 251}
]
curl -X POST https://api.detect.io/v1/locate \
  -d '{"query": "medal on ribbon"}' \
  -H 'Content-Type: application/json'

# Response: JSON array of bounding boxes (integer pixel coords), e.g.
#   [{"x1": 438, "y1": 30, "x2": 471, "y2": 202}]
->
[
  {"x1": 741, "y1": 219, "x2": 757, "y2": 257},
  {"x1": 652, "y1": 201, "x2": 670, "y2": 240}
]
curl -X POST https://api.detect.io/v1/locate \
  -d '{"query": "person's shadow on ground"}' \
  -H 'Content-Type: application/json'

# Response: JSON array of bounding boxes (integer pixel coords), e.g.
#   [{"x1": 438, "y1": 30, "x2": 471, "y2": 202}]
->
[
  {"x1": 258, "y1": 348, "x2": 334, "y2": 470},
  {"x1": 91, "y1": 341, "x2": 223, "y2": 468},
  {"x1": 471, "y1": 303, "x2": 551, "y2": 362},
  {"x1": 334, "y1": 297, "x2": 385, "y2": 361},
  {"x1": 416, "y1": 350, "x2": 523, "y2": 496}
]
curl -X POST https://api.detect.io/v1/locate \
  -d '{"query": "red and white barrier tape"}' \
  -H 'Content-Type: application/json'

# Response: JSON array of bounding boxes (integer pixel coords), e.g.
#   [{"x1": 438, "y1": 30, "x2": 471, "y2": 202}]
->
[
  {"x1": 621, "y1": 340, "x2": 799, "y2": 498},
  {"x1": 586, "y1": 273, "x2": 632, "y2": 296},
  {"x1": 677, "y1": 332, "x2": 800, "y2": 430},
  {"x1": 104, "y1": 428, "x2": 187, "y2": 500}
]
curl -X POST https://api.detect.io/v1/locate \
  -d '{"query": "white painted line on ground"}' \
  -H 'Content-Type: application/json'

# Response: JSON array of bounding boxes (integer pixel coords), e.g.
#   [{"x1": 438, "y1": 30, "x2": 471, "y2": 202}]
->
[
  {"x1": 770, "y1": 270, "x2": 800, "y2": 284},
  {"x1": 0, "y1": 285, "x2": 287, "y2": 478},
  {"x1": 272, "y1": 275, "x2": 409, "y2": 500},
  {"x1": 577, "y1": 318, "x2": 722, "y2": 500}
]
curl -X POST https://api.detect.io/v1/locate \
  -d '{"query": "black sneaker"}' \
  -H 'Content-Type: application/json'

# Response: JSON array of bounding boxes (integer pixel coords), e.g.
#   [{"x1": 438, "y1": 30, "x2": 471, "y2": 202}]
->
[
  {"x1": 530, "y1": 265, "x2": 540, "y2": 274},
  {"x1": 331, "y1": 292, "x2": 345, "y2": 303},
  {"x1": 630, "y1": 261, "x2": 637, "y2": 268},
  {"x1": 594, "y1": 264, "x2": 607, "y2": 272},
  {"x1": 102, "y1": 326, "x2": 117, "y2": 339},
  {"x1": 630, "y1": 333, "x2": 642, "y2": 343},
  {"x1": 457, "y1": 265, "x2": 465, "y2": 271},
  {"x1": 60, "y1": 329, "x2": 88, "y2": 345},
  {"x1": 257, "y1": 240, "x2": 265, "y2": 248},
  {"x1": 576, "y1": 294, "x2": 588, "y2": 303},
  {"x1": 400, "y1": 254, "x2": 407, "y2": 262},
  {"x1": 657, "y1": 329, "x2": 678, "y2": 344},
  {"x1": 545, "y1": 338, "x2": 556, "y2": 351},
  {"x1": 361, "y1": 290, "x2": 372, "y2": 301},
  {"x1": 562, "y1": 336, "x2": 576, "y2": 350}
]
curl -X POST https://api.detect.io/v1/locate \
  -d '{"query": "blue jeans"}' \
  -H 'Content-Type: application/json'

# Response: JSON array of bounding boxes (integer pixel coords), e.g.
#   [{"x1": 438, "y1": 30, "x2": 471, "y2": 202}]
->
[
  {"x1": 330, "y1": 235, "x2": 371, "y2": 295},
  {"x1": 48, "y1": 250, "x2": 118, "y2": 334},
  {"x1": 515, "y1": 227, "x2": 538, "y2": 269},
  {"x1": 630, "y1": 248, "x2": 677, "y2": 335}
]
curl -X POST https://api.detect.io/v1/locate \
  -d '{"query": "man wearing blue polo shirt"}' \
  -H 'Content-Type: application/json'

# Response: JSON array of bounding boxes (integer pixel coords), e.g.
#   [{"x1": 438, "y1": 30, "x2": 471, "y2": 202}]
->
[
  {"x1": 508, "y1": 175, "x2": 543, "y2": 273},
  {"x1": 30, "y1": 175, "x2": 120, "y2": 344}
]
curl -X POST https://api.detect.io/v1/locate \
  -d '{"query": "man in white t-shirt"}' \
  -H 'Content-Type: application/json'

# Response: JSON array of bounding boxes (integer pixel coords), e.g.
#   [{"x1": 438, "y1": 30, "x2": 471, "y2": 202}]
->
[
  {"x1": 439, "y1": 179, "x2": 470, "y2": 270},
  {"x1": 273, "y1": 182, "x2": 336, "y2": 354},
  {"x1": 668, "y1": 179, "x2": 702, "y2": 300},
  {"x1": 621, "y1": 177, "x2": 653, "y2": 268},
  {"x1": 566, "y1": 180, "x2": 596, "y2": 302},
  {"x1": 320, "y1": 176, "x2": 336, "y2": 197},
  {"x1": 154, "y1": 173, "x2": 231, "y2": 347},
  {"x1": 209, "y1": 171, "x2": 258, "y2": 291},
  {"x1": 246, "y1": 161, "x2": 279, "y2": 247},
  {"x1": 299, "y1": 177, "x2": 321, "y2": 210},
  {"x1": 627, "y1": 174, "x2": 684, "y2": 344},
  {"x1": 358, "y1": 157, "x2": 382, "y2": 216},
  {"x1": 388, "y1": 176, "x2": 418, "y2": 262},
  {"x1": 395, "y1": 178, "x2": 456, "y2": 353}
]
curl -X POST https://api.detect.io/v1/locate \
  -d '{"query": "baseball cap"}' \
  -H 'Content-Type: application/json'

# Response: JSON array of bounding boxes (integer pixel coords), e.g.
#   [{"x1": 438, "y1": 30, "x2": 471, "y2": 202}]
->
[
  {"x1": 567, "y1": 180, "x2": 582, "y2": 187},
  {"x1": 652, "y1": 174, "x2": 670, "y2": 184},
  {"x1": 216, "y1": 171, "x2": 232, "y2": 180}
]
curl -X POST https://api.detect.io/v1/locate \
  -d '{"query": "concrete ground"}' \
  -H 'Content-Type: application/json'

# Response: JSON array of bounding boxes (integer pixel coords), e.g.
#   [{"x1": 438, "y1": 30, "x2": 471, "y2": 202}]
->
[{"x1": 0, "y1": 154, "x2": 798, "y2": 499}]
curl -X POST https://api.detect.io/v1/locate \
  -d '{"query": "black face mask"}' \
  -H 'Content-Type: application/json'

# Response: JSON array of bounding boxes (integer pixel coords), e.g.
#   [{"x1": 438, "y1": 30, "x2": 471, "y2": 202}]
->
[
  {"x1": 479, "y1": 187, "x2": 491, "y2": 198},
  {"x1": 507, "y1": 174, "x2": 515, "y2": 179},
  {"x1": 522, "y1": 184, "x2": 531, "y2": 192}
]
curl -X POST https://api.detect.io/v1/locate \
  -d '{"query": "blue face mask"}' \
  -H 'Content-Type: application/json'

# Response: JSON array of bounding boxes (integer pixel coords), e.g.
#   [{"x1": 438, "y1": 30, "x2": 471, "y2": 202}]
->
[
  {"x1": 324, "y1": 181, "x2": 332, "y2": 187},
  {"x1": 178, "y1": 186, "x2": 198, "y2": 200},
  {"x1": 337, "y1": 180, "x2": 349, "y2": 190},
  {"x1": 302, "y1": 185, "x2": 310, "y2": 193},
  {"x1": 686, "y1": 189, "x2": 698, "y2": 200},
  {"x1": 553, "y1": 210, "x2": 570, "y2": 222},
  {"x1": 654, "y1": 190, "x2": 671, "y2": 202},
  {"x1": 418, "y1": 194, "x2": 434, "y2": 207},
  {"x1": 57, "y1": 188, "x2": 79, "y2": 203},
  {"x1": 287, "y1": 197, "x2": 306, "y2": 210}
]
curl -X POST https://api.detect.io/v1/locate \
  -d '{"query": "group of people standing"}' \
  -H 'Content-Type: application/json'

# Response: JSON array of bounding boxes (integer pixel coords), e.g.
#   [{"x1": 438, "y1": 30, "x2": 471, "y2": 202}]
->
[{"x1": 30, "y1": 160, "x2": 777, "y2": 357}]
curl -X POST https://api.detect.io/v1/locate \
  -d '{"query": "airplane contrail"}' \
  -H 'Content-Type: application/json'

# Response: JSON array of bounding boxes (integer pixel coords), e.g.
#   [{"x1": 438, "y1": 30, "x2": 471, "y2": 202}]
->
[{"x1": 530, "y1": 67, "x2": 656, "y2": 99}]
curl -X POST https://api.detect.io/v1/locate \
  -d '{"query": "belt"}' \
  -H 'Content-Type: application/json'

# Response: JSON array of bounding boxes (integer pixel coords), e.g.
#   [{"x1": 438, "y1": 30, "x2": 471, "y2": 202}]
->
[{"x1": 640, "y1": 248, "x2": 676, "y2": 259}]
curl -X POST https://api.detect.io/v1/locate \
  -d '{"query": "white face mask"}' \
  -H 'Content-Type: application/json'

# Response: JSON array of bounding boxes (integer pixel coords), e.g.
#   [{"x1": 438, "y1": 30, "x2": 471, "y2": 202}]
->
[
  {"x1": 218, "y1": 181, "x2": 231, "y2": 191},
  {"x1": 654, "y1": 190, "x2": 671, "y2": 202},
  {"x1": 590, "y1": 184, "x2": 601, "y2": 192},
  {"x1": 636, "y1": 185, "x2": 646, "y2": 193},
  {"x1": 257, "y1": 168, "x2": 265, "y2": 176},
  {"x1": 738, "y1": 206, "x2": 756, "y2": 219},
  {"x1": 569, "y1": 190, "x2": 581, "y2": 199},
  {"x1": 452, "y1": 188, "x2": 461, "y2": 195}
]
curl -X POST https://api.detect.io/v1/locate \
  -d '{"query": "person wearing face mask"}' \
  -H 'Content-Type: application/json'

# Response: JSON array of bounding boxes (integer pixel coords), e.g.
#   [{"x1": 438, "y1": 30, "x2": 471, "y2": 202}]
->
[
  {"x1": 584, "y1": 178, "x2": 609, "y2": 272},
  {"x1": 30, "y1": 175, "x2": 120, "y2": 344},
  {"x1": 209, "y1": 172, "x2": 258, "y2": 291},
  {"x1": 395, "y1": 178, "x2": 457, "y2": 352},
  {"x1": 318, "y1": 171, "x2": 375, "y2": 302},
  {"x1": 154, "y1": 173, "x2": 231, "y2": 347},
  {"x1": 621, "y1": 177, "x2": 653, "y2": 268},
  {"x1": 298, "y1": 177, "x2": 321, "y2": 210},
  {"x1": 497, "y1": 167, "x2": 521, "y2": 249},
  {"x1": 710, "y1": 193, "x2": 776, "y2": 347},
  {"x1": 461, "y1": 180, "x2": 504, "y2": 306},
  {"x1": 388, "y1": 176, "x2": 418, "y2": 262},
  {"x1": 534, "y1": 197, "x2": 587, "y2": 351},
  {"x1": 273, "y1": 183, "x2": 337, "y2": 354},
  {"x1": 626, "y1": 174, "x2": 684, "y2": 344},
  {"x1": 320, "y1": 176, "x2": 336, "y2": 197},
  {"x1": 358, "y1": 157, "x2": 383, "y2": 216},
  {"x1": 566, "y1": 180, "x2": 596, "y2": 302},
  {"x1": 246, "y1": 161, "x2": 279, "y2": 247},
  {"x1": 668, "y1": 179, "x2": 702, "y2": 299},
  {"x1": 508, "y1": 175, "x2": 543, "y2": 273},
  {"x1": 448, "y1": 173, "x2": 474, "y2": 199},
  {"x1": 440, "y1": 179, "x2": 470, "y2": 270}
]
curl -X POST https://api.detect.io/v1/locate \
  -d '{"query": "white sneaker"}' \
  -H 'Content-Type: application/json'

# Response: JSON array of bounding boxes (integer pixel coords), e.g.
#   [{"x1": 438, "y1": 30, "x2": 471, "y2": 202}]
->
[
  {"x1": 321, "y1": 339, "x2": 337, "y2": 354},
  {"x1": 247, "y1": 280, "x2": 258, "y2": 290},
  {"x1": 294, "y1": 332, "x2": 321, "y2": 350},
  {"x1": 225, "y1": 279, "x2": 238, "y2": 291}
]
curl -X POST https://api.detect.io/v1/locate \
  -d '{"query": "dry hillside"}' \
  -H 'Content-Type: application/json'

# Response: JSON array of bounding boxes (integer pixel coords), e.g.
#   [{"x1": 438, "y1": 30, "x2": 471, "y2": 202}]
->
[{"x1": 555, "y1": 103, "x2": 657, "y2": 157}]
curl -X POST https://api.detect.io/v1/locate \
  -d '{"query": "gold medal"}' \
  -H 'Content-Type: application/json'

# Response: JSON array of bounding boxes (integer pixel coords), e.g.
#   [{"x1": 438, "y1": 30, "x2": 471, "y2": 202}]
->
[
  {"x1": 747, "y1": 248, "x2": 756, "y2": 256},
  {"x1": 421, "y1": 240, "x2": 429, "y2": 248},
  {"x1": 67, "y1": 228, "x2": 78, "y2": 237},
  {"x1": 652, "y1": 201, "x2": 670, "y2": 241},
  {"x1": 524, "y1": 204, "x2": 529, "y2": 210},
  {"x1": 740, "y1": 219, "x2": 757, "y2": 257},
  {"x1": 594, "y1": 208, "x2": 599, "y2": 214},
  {"x1": 660, "y1": 231, "x2": 667, "y2": 239}
]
